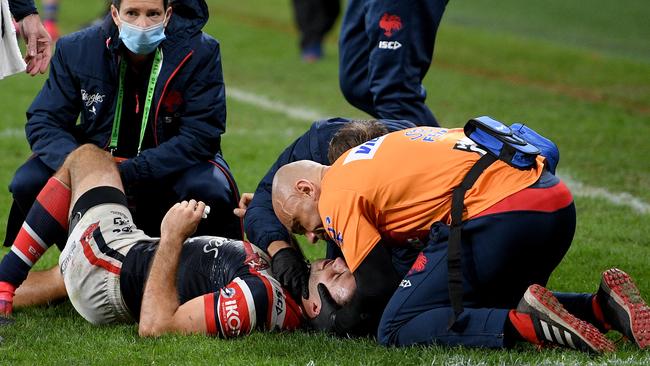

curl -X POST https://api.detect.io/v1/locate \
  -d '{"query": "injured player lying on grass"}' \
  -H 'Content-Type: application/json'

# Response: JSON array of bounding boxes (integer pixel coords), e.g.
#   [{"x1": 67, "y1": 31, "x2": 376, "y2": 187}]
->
[{"x1": 0, "y1": 144, "x2": 354, "y2": 338}]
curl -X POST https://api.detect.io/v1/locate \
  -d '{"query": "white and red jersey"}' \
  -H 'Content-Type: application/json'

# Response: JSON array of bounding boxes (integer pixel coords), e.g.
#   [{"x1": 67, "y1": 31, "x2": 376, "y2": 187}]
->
[{"x1": 119, "y1": 236, "x2": 302, "y2": 338}]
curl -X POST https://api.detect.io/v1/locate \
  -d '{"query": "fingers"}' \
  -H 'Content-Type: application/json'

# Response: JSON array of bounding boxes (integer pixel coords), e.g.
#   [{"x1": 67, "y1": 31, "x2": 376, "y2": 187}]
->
[
  {"x1": 239, "y1": 192, "x2": 253, "y2": 208},
  {"x1": 233, "y1": 207, "x2": 246, "y2": 218},
  {"x1": 27, "y1": 33, "x2": 38, "y2": 58}
]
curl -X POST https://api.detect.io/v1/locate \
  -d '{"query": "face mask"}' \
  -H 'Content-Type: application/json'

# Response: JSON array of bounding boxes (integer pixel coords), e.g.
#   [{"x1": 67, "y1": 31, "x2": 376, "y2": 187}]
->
[{"x1": 118, "y1": 14, "x2": 167, "y2": 55}]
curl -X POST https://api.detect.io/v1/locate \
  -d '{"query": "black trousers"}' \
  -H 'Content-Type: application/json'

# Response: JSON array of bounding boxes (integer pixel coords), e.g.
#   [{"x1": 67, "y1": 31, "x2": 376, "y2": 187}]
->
[{"x1": 292, "y1": 0, "x2": 341, "y2": 50}]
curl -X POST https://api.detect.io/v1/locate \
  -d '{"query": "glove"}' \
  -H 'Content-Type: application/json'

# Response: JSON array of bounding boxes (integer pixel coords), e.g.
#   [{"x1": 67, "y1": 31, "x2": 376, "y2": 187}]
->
[
  {"x1": 0, "y1": 281, "x2": 16, "y2": 317},
  {"x1": 271, "y1": 248, "x2": 310, "y2": 301}
]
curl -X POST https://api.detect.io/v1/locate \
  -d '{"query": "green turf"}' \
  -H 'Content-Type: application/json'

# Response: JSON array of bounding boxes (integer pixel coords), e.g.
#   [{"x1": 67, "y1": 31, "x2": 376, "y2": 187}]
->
[{"x1": 1, "y1": 0, "x2": 649, "y2": 364}]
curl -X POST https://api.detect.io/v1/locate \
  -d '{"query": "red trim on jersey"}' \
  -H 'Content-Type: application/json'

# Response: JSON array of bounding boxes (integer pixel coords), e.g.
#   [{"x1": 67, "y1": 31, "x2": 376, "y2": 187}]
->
[
  {"x1": 473, "y1": 180, "x2": 573, "y2": 219},
  {"x1": 79, "y1": 223, "x2": 121, "y2": 275},
  {"x1": 281, "y1": 288, "x2": 304, "y2": 330},
  {"x1": 14, "y1": 227, "x2": 46, "y2": 263},
  {"x1": 203, "y1": 293, "x2": 217, "y2": 335}
]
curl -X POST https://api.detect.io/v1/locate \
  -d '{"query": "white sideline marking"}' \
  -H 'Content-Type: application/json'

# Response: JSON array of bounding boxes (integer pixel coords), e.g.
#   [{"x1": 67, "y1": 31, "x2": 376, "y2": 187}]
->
[
  {"x1": 228, "y1": 87, "x2": 323, "y2": 122},
  {"x1": 560, "y1": 172, "x2": 650, "y2": 215},
  {"x1": 0, "y1": 127, "x2": 23, "y2": 139},
  {"x1": 2, "y1": 89, "x2": 649, "y2": 215},
  {"x1": 227, "y1": 87, "x2": 650, "y2": 216}
]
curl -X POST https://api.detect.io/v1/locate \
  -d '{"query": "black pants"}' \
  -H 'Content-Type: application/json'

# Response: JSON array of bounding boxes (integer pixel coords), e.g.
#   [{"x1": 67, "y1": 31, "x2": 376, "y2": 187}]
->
[{"x1": 292, "y1": 0, "x2": 340, "y2": 50}]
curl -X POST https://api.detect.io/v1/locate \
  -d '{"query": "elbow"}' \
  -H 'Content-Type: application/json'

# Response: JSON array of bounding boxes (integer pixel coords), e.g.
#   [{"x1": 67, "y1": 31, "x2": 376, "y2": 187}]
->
[{"x1": 138, "y1": 320, "x2": 167, "y2": 338}]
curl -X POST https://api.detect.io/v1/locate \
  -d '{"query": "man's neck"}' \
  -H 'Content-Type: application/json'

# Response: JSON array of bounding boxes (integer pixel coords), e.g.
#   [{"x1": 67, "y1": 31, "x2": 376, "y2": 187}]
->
[{"x1": 124, "y1": 49, "x2": 154, "y2": 72}]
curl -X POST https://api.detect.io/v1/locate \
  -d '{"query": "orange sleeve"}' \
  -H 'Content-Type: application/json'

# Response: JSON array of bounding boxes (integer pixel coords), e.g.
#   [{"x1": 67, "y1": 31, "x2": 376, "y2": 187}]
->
[{"x1": 321, "y1": 190, "x2": 382, "y2": 272}]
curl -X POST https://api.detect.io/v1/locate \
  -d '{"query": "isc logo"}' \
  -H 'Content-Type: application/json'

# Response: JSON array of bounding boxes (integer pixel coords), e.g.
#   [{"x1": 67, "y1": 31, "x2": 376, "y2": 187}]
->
[{"x1": 378, "y1": 41, "x2": 402, "y2": 50}]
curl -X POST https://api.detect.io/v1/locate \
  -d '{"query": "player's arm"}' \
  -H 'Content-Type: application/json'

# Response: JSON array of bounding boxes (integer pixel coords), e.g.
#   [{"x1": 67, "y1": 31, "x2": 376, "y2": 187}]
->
[{"x1": 138, "y1": 200, "x2": 205, "y2": 337}]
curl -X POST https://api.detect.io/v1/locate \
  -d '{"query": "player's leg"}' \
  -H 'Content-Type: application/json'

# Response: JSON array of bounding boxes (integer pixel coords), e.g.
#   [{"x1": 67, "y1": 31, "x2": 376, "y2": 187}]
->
[
  {"x1": 60, "y1": 145, "x2": 148, "y2": 325},
  {"x1": 0, "y1": 144, "x2": 119, "y2": 316},
  {"x1": 4, "y1": 157, "x2": 54, "y2": 247},
  {"x1": 359, "y1": 0, "x2": 447, "y2": 126},
  {"x1": 13, "y1": 266, "x2": 66, "y2": 308},
  {"x1": 338, "y1": 0, "x2": 375, "y2": 116}
]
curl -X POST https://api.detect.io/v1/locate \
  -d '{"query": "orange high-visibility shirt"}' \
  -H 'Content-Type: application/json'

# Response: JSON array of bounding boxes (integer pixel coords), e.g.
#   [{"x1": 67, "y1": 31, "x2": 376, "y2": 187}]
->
[{"x1": 319, "y1": 127, "x2": 545, "y2": 272}]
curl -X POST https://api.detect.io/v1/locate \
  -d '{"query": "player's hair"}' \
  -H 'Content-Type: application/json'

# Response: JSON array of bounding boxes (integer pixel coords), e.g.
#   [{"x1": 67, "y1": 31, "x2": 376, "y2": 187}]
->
[
  {"x1": 112, "y1": 0, "x2": 171, "y2": 9},
  {"x1": 327, "y1": 120, "x2": 389, "y2": 164}
]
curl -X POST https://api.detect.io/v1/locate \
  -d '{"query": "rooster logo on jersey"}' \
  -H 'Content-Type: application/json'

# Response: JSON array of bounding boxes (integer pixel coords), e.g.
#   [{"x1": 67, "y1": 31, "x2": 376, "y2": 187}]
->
[{"x1": 379, "y1": 13, "x2": 402, "y2": 37}]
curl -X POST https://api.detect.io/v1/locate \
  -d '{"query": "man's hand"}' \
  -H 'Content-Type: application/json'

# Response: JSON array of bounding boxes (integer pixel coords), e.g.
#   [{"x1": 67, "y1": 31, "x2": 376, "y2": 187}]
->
[
  {"x1": 233, "y1": 192, "x2": 253, "y2": 218},
  {"x1": 19, "y1": 14, "x2": 52, "y2": 76},
  {"x1": 160, "y1": 200, "x2": 205, "y2": 243},
  {"x1": 271, "y1": 247, "x2": 310, "y2": 300}
]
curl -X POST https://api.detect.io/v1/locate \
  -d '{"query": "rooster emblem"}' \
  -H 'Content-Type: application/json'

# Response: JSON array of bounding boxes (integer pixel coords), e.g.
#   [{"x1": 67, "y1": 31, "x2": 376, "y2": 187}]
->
[{"x1": 379, "y1": 13, "x2": 402, "y2": 37}]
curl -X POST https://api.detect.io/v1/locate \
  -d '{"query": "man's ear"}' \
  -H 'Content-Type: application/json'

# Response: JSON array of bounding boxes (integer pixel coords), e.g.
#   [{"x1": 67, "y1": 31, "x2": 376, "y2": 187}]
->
[
  {"x1": 306, "y1": 298, "x2": 320, "y2": 318},
  {"x1": 110, "y1": 4, "x2": 121, "y2": 27},
  {"x1": 295, "y1": 179, "x2": 314, "y2": 197},
  {"x1": 164, "y1": 6, "x2": 173, "y2": 26}
]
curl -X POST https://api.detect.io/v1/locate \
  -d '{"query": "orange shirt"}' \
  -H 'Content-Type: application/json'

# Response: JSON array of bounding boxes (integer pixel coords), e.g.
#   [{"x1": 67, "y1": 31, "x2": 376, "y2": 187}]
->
[{"x1": 319, "y1": 127, "x2": 545, "y2": 272}]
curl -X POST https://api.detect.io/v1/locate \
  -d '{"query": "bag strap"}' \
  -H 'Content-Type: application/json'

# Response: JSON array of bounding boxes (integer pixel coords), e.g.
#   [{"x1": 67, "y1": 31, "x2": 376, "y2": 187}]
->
[{"x1": 447, "y1": 146, "x2": 515, "y2": 329}]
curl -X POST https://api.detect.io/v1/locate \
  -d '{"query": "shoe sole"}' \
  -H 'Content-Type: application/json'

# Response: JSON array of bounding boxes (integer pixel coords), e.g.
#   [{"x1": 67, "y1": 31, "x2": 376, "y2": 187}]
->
[
  {"x1": 523, "y1": 284, "x2": 615, "y2": 353},
  {"x1": 600, "y1": 268, "x2": 650, "y2": 349}
]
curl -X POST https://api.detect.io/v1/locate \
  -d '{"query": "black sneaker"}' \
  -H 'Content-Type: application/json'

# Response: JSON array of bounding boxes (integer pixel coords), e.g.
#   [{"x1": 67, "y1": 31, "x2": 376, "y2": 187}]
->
[
  {"x1": 517, "y1": 284, "x2": 615, "y2": 353},
  {"x1": 598, "y1": 268, "x2": 650, "y2": 349}
]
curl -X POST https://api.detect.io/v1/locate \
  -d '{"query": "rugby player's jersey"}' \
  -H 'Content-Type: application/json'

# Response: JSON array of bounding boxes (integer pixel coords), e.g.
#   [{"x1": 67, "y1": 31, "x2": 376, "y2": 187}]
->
[
  {"x1": 119, "y1": 236, "x2": 302, "y2": 338},
  {"x1": 319, "y1": 127, "x2": 545, "y2": 272}
]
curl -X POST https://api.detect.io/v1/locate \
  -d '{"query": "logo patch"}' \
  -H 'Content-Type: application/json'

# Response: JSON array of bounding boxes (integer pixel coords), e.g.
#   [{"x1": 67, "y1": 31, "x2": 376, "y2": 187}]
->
[
  {"x1": 399, "y1": 279, "x2": 412, "y2": 288},
  {"x1": 163, "y1": 90, "x2": 183, "y2": 112},
  {"x1": 408, "y1": 252, "x2": 428, "y2": 275},
  {"x1": 378, "y1": 41, "x2": 402, "y2": 50},
  {"x1": 221, "y1": 287, "x2": 236, "y2": 298},
  {"x1": 379, "y1": 13, "x2": 402, "y2": 37},
  {"x1": 343, "y1": 135, "x2": 386, "y2": 165},
  {"x1": 324, "y1": 216, "x2": 343, "y2": 247},
  {"x1": 81, "y1": 89, "x2": 105, "y2": 118},
  {"x1": 453, "y1": 136, "x2": 487, "y2": 156}
]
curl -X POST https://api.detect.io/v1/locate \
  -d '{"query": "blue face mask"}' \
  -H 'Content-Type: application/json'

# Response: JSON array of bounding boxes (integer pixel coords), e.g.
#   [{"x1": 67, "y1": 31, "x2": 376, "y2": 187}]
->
[{"x1": 118, "y1": 14, "x2": 167, "y2": 55}]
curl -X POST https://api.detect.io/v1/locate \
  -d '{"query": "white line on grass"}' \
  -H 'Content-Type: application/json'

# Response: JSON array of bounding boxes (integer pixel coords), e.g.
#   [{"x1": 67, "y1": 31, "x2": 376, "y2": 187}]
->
[
  {"x1": 228, "y1": 87, "x2": 650, "y2": 216},
  {"x1": 228, "y1": 87, "x2": 323, "y2": 122},
  {"x1": 560, "y1": 173, "x2": 649, "y2": 215},
  {"x1": 0, "y1": 128, "x2": 23, "y2": 139}
]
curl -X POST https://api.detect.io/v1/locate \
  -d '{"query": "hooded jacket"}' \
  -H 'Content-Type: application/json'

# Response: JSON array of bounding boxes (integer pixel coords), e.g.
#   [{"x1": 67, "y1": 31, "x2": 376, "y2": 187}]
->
[{"x1": 25, "y1": 0, "x2": 226, "y2": 186}]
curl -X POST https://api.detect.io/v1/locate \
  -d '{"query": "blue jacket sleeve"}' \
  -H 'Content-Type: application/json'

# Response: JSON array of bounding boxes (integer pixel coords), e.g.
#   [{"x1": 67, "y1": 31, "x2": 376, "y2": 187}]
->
[
  {"x1": 244, "y1": 131, "x2": 316, "y2": 252},
  {"x1": 119, "y1": 41, "x2": 226, "y2": 185},
  {"x1": 25, "y1": 40, "x2": 81, "y2": 171},
  {"x1": 8, "y1": 0, "x2": 37, "y2": 21}
]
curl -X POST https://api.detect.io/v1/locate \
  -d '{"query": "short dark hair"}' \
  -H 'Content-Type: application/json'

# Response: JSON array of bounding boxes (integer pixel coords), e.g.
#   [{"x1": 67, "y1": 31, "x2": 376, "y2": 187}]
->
[
  {"x1": 112, "y1": 0, "x2": 170, "y2": 9},
  {"x1": 327, "y1": 120, "x2": 390, "y2": 164}
]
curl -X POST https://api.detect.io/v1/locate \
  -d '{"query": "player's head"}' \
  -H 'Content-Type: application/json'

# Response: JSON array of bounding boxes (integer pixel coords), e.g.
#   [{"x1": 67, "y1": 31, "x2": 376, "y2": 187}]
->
[
  {"x1": 301, "y1": 258, "x2": 356, "y2": 318},
  {"x1": 327, "y1": 120, "x2": 389, "y2": 164},
  {"x1": 272, "y1": 160, "x2": 329, "y2": 244}
]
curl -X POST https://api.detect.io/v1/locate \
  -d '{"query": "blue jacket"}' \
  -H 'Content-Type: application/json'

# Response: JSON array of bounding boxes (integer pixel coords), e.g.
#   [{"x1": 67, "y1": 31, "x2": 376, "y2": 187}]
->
[
  {"x1": 8, "y1": 0, "x2": 36, "y2": 21},
  {"x1": 25, "y1": 0, "x2": 226, "y2": 186},
  {"x1": 244, "y1": 117, "x2": 416, "y2": 253}
]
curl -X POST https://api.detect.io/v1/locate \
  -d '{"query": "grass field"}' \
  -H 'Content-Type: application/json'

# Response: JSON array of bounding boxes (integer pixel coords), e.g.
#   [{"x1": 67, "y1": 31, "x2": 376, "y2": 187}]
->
[{"x1": 1, "y1": 0, "x2": 649, "y2": 364}]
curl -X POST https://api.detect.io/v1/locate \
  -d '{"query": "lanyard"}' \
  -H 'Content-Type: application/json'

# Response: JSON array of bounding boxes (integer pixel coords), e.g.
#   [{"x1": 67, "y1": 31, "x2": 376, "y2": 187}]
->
[{"x1": 109, "y1": 48, "x2": 163, "y2": 155}]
